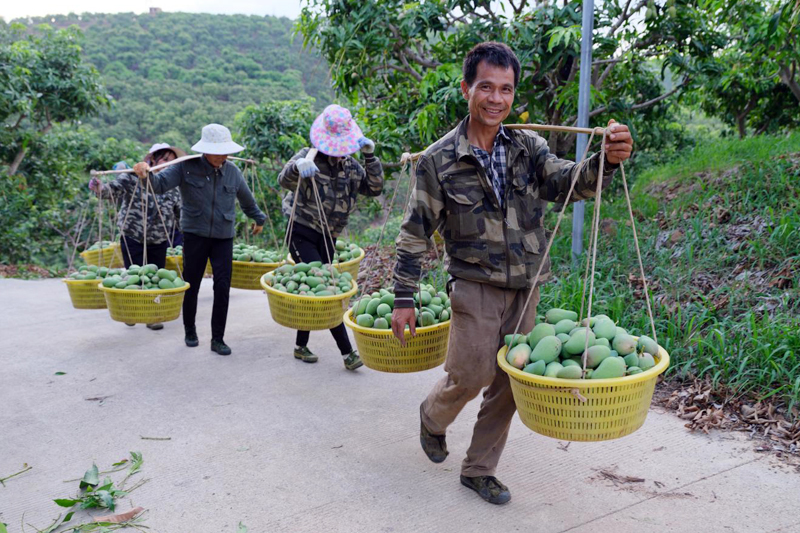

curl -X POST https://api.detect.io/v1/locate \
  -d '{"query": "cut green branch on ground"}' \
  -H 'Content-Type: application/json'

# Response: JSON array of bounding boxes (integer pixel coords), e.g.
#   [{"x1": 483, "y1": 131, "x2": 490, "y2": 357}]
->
[{"x1": 0, "y1": 464, "x2": 32, "y2": 486}]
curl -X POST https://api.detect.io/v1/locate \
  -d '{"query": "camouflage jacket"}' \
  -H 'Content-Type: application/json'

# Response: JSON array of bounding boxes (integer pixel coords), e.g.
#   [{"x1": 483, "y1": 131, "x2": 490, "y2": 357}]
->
[
  {"x1": 393, "y1": 117, "x2": 617, "y2": 297},
  {"x1": 100, "y1": 172, "x2": 181, "y2": 245},
  {"x1": 278, "y1": 147, "x2": 384, "y2": 238}
]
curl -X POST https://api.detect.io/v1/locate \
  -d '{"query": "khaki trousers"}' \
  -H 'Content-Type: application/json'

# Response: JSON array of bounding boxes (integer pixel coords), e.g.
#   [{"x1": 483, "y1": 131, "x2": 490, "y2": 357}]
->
[{"x1": 421, "y1": 278, "x2": 539, "y2": 477}]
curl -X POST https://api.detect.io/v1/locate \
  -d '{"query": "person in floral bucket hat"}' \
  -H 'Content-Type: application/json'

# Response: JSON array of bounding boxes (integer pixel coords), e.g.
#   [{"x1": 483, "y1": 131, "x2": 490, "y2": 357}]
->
[{"x1": 278, "y1": 104, "x2": 385, "y2": 371}]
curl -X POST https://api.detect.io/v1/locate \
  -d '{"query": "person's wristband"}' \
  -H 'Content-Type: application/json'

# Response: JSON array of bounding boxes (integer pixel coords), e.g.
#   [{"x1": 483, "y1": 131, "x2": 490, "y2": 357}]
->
[{"x1": 394, "y1": 290, "x2": 415, "y2": 308}]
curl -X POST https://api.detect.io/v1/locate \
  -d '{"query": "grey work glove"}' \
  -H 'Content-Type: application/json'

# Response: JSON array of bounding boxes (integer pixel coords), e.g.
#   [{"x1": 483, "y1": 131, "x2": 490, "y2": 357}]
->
[
  {"x1": 295, "y1": 157, "x2": 319, "y2": 178},
  {"x1": 357, "y1": 137, "x2": 375, "y2": 154}
]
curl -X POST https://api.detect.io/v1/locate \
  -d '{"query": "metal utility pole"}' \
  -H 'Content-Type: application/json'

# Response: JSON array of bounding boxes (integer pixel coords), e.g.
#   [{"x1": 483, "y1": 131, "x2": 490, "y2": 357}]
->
[{"x1": 571, "y1": 0, "x2": 594, "y2": 264}]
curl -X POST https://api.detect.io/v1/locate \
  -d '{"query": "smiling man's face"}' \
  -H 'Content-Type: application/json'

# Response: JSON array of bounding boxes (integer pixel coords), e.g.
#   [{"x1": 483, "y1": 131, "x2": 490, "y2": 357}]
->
[{"x1": 461, "y1": 60, "x2": 515, "y2": 129}]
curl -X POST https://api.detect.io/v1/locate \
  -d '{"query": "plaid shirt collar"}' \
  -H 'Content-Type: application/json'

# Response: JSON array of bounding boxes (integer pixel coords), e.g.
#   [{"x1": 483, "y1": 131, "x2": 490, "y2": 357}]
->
[{"x1": 470, "y1": 125, "x2": 512, "y2": 208}]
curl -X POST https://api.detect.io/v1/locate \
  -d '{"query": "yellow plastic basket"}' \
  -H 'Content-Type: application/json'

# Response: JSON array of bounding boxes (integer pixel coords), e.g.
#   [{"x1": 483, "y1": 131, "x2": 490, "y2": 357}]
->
[
  {"x1": 497, "y1": 340, "x2": 670, "y2": 442},
  {"x1": 286, "y1": 247, "x2": 365, "y2": 280},
  {"x1": 165, "y1": 255, "x2": 182, "y2": 272},
  {"x1": 80, "y1": 243, "x2": 124, "y2": 268},
  {"x1": 343, "y1": 308, "x2": 449, "y2": 373},
  {"x1": 164, "y1": 256, "x2": 212, "y2": 276},
  {"x1": 99, "y1": 283, "x2": 190, "y2": 324},
  {"x1": 260, "y1": 276, "x2": 357, "y2": 331},
  {"x1": 231, "y1": 260, "x2": 283, "y2": 290},
  {"x1": 63, "y1": 278, "x2": 107, "y2": 310}
]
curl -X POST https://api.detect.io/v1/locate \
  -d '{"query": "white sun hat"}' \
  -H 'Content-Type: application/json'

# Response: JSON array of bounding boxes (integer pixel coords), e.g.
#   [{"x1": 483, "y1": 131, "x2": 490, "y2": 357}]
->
[{"x1": 191, "y1": 123, "x2": 244, "y2": 155}]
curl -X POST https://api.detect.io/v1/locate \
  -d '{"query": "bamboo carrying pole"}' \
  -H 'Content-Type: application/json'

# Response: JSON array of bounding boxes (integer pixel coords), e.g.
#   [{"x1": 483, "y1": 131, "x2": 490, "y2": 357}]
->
[{"x1": 89, "y1": 155, "x2": 258, "y2": 176}]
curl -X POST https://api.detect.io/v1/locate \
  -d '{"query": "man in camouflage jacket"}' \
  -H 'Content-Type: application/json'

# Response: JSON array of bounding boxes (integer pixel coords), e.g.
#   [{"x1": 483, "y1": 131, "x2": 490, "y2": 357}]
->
[{"x1": 391, "y1": 42, "x2": 633, "y2": 505}]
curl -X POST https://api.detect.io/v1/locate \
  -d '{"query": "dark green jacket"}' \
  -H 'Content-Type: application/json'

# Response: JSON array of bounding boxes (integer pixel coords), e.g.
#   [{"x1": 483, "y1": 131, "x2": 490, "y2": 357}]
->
[{"x1": 149, "y1": 156, "x2": 266, "y2": 239}]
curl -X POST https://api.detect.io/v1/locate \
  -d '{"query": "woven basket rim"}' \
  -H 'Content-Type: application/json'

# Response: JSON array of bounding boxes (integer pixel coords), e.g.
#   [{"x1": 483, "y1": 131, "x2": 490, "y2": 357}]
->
[
  {"x1": 98, "y1": 282, "x2": 191, "y2": 295},
  {"x1": 260, "y1": 277, "x2": 357, "y2": 301},
  {"x1": 62, "y1": 278, "x2": 107, "y2": 285},
  {"x1": 285, "y1": 246, "x2": 365, "y2": 268},
  {"x1": 232, "y1": 259, "x2": 285, "y2": 267},
  {"x1": 497, "y1": 336, "x2": 669, "y2": 388},
  {"x1": 343, "y1": 307, "x2": 449, "y2": 336}
]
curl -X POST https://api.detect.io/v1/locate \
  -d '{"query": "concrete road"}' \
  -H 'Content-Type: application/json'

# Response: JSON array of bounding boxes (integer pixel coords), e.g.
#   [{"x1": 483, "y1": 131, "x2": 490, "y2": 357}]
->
[{"x1": 1, "y1": 279, "x2": 798, "y2": 533}]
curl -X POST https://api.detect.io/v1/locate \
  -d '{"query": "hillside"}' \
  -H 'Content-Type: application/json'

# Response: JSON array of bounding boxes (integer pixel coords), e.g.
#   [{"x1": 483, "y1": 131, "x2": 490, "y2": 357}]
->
[{"x1": 23, "y1": 12, "x2": 331, "y2": 148}]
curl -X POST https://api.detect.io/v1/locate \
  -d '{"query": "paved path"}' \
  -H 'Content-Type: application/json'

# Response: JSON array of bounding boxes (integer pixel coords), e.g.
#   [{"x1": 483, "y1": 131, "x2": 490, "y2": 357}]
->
[{"x1": 1, "y1": 279, "x2": 798, "y2": 533}]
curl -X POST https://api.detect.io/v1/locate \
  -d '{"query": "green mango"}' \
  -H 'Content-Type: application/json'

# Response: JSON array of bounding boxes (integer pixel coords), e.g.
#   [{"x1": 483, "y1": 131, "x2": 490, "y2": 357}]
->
[
  {"x1": 316, "y1": 290, "x2": 333, "y2": 296},
  {"x1": 308, "y1": 261, "x2": 323, "y2": 268},
  {"x1": 594, "y1": 337, "x2": 610, "y2": 348},
  {"x1": 376, "y1": 303, "x2": 392, "y2": 316},
  {"x1": 637, "y1": 335, "x2": 659, "y2": 356},
  {"x1": 427, "y1": 303, "x2": 444, "y2": 317},
  {"x1": 612, "y1": 334, "x2": 638, "y2": 356},
  {"x1": 553, "y1": 319, "x2": 576, "y2": 335},
  {"x1": 102, "y1": 277, "x2": 118, "y2": 288},
  {"x1": 610, "y1": 350, "x2": 618, "y2": 358},
  {"x1": 561, "y1": 359, "x2": 580, "y2": 368},
  {"x1": 637, "y1": 353, "x2": 656, "y2": 371},
  {"x1": 83, "y1": 273, "x2": 97, "y2": 280},
  {"x1": 616, "y1": 326, "x2": 628, "y2": 337},
  {"x1": 356, "y1": 298, "x2": 370, "y2": 315},
  {"x1": 126, "y1": 275, "x2": 141, "y2": 286},
  {"x1": 528, "y1": 323, "x2": 556, "y2": 347},
  {"x1": 506, "y1": 344, "x2": 532, "y2": 369},
  {"x1": 431, "y1": 296, "x2": 443, "y2": 306},
  {"x1": 545, "y1": 308, "x2": 578, "y2": 324},
  {"x1": 374, "y1": 318, "x2": 390, "y2": 330},
  {"x1": 627, "y1": 366, "x2": 643, "y2": 375},
  {"x1": 556, "y1": 365, "x2": 583, "y2": 379},
  {"x1": 505, "y1": 333, "x2": 527, "y2": 348},
  {"x1": 585, "y1": 345, "x2": 612, "y2": 368},
  {"x1": 591, "y1": 357, "x2": 626, "y2": 379},
  {"x1": 356, "y1": 313, "x2": 374, "y2": 327},
  {"x1": 124, "y1": 285, "x2": 141, "y2": 290},
  {"x1": 440, "y1": 310, "x2": 450, "y2": 321},
  {"x1": 294, "y1": 262, "x2": 311, "y2": 273},
  {"x1": 623, "y1": 353, "x2": 640, "y2": 369},
  {"x1": 365, "y1": 298, "x2": 382, "y2": 316},
  {"x1": 529, "y1": 336, "x2": 562, "y2": 364},
  {"x1": 114, "y1": 281, "x2": 128, "y2": 289},
  {"x1": 544, "y1": 361, "x2": 563, "y2": 377},
  {"x1": 158, "y1": 278, "x2": 174, "y2": 290},
  {"x1": 556, "y1": 332, "x2": 570, "y2": 343},
  {"x1": 565, "y1": 329, "x2": 596, "y2": 355},
  {"x1": 380, "y1": 293, "x2": 395, "y2": 307},
  {"x1": 593, "y1": 318, "x2": 617, "y2": 340},
  {"x1": 87, "y1": 265, "x2": 99, "y2": 272},
  {"x1": 419, "y1": 311, "x2": 435, "y2": 327},
  {"x1": 523, "y1": 360, "x2": 546, "y2": 376},
  {"x1": 419, "y1": 291, "x2": 432, "y2": 306},
  {"x1": 306, "y1": 276, "x2": 324, "y2": 288}
]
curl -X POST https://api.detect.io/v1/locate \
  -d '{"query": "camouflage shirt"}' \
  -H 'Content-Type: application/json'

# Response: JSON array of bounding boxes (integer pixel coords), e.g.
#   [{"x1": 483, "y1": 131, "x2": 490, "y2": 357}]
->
[
  {"x1": 278, "y1": 147, "x2": 384, "y2": 238},
  {"x1": 100, "y1": 172, "x2": 181, "y2": 245},
  {"x1": 393, "y1": 117, "x2": 617, "y2": 298}
]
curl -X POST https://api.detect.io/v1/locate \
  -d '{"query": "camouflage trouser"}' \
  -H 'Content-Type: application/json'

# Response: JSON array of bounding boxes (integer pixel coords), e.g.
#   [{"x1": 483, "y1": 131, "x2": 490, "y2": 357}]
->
[{"x1": 421, "y1": 278, "x2": 540, "y2": 477}]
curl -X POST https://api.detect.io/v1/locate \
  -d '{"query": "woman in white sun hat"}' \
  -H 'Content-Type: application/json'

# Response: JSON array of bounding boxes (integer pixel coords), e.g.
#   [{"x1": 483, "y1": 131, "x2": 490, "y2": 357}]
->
[
  {"x1": 133, "y1": 124, "x2": 267, "y2": 357},
  {"x1": 278, "y1": 104, "x2": 384, "y2": 371}
]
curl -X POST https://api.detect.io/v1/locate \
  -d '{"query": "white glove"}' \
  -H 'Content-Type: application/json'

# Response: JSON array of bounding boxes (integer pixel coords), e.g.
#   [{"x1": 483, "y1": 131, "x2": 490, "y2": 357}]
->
[
  {"x1": 295, "y1": 157, "x2": 319, "y2": 178},
  {"x1": 358, "y1": 137, "x2": 375, "y2": 154}
]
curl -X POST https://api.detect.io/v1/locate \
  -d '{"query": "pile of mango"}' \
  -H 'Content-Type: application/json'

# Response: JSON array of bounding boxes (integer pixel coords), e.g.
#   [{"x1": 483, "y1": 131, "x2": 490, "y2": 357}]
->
[
  {"x1": 100, "y1": 264, "x2": 186, "y2": 290},
  {"x1": 166, "y1": 245, "x2": 183, "y2": 256},
  {"x1": 353, "y1": 284, "x2": 450, "y2": 330},
  {"x1": 67, "y1": 265, "x2": 123, "y2": 281},
  {"x1": 333, "y1": 240, "x2": 362, "y2": 263},
  {"x1": 85, "y1": 240, "x2": 116, "y2": 251},
  {"x1": 233, "y1": 243, "x2": 283, "y2": 263},
  {"x1": 264, "y1": 262, "x2": 353, "y2": 297},
  {"x1": 504, "y1": 308, "x2": 660, "y2": 379}
]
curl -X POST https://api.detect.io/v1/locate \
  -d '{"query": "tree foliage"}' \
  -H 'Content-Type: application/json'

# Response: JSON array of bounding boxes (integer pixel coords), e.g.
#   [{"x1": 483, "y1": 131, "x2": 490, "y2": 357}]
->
[
  {"x1": 16, "y1": 12, "x2": 333, "y2": 149},
  {"x1": 298, "y1": 0, "x2": 726, "y2": 162},
  {"x1": 0, "y1": 22, "x2": 108, "y2": 174}
]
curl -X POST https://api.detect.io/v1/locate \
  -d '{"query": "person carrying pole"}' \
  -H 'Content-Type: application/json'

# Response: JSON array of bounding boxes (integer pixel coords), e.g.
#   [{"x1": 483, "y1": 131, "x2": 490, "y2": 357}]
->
[
  {"x1": 277, "y1": 104, "x2": 384, "y2": 371},
  {"x1": 132, "y1": 124, "x2": 267, "y2": 356},
  {"x1": 391, "y1": 42, "x2": 633, "y2": 504},
  {"x1": 88, "y1": 143, "x2": 185, "y2": 331}
]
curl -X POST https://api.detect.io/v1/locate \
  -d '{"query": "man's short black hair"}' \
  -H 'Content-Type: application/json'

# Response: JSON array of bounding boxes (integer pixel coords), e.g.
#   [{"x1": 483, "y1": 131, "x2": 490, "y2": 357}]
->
[{"x1": 463, "y1": 41, "x2": 521, "y2": 88}]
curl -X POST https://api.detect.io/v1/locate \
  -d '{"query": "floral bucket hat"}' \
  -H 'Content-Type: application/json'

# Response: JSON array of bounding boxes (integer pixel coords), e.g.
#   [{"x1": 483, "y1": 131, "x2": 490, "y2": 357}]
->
[{"x1": 310, "y1": 104, "x2": 363, "y2": 157}]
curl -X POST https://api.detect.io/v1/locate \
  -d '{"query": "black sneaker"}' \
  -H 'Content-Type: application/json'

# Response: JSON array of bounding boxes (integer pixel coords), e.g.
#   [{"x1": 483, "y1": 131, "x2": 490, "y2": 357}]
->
[
  {"x1": 293, "y1": 346, "x2": 318, "y2": 363},
  {"x1": 185, "y1": 328, "x2": 199, "y2": 347},
  {"x1": 146, "y1": 323, "x2": 164, "y2": 331},
  {"x1": 460, "y1": 475, "x2": 511, "y2": 505},
  {"x1": 211, "y1": 338, "x2": 231, "y2": 356},
  {"x1": 419, "y1": 403, "x2": 448, "y2": 463},
  {"x1": 343, "y1": 350, "x2": 363, "y2": 370}
]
